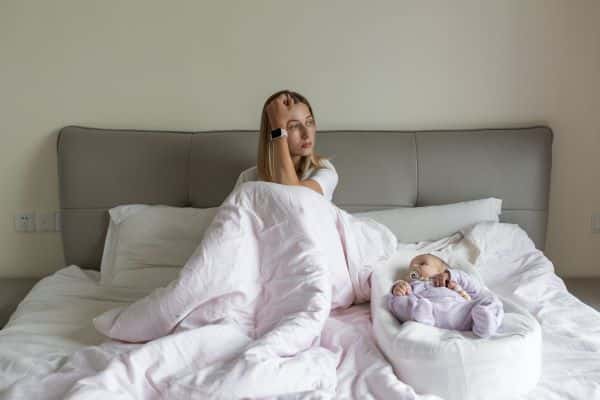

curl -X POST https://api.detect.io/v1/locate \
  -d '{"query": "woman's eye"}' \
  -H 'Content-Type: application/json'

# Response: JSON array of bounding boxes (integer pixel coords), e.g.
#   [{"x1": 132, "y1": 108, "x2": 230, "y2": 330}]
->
[
  {"x1": 306, "y1": 120, "x2": 314, "y2": 126},
  {"x1": 289, "y1": 124, "x2": 300, "y2": 130}
]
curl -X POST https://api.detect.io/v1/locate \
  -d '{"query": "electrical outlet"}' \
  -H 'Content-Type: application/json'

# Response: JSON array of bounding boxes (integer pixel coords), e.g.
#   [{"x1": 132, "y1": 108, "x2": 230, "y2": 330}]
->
[
  {"x1": 36, "y1": 211, "x2": 55, "y2": 232},
  {"x1": 592, "y1": 214, "x2": 600, "y2": 234},
  {"x1": 15, "y1": 212, "x2": 36, "y2": 232}
]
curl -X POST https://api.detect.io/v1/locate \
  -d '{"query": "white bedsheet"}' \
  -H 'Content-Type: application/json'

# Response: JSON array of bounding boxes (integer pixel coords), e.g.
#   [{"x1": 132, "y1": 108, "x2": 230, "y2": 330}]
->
[{"x1": 0, "y1": 209, "x2": 599, "y2": 398}]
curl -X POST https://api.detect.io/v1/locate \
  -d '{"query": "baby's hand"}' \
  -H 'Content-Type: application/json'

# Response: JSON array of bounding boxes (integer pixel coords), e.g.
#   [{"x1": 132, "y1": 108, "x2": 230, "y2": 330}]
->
[
  {"x1": 391, "y1": 280, "x2": 412, "y2": 296},
  {"x1": 447, "y1": 280, "x2": 457, "y2": 290},
  {"x1": 432, "y1": 271, "x2": 450, "y2": 287}
]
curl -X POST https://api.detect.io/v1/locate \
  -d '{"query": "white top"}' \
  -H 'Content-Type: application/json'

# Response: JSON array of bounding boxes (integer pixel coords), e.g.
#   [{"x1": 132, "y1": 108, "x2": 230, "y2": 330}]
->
[{"x1": 233, "y1": 159, "x2": 339, "y2": 201}]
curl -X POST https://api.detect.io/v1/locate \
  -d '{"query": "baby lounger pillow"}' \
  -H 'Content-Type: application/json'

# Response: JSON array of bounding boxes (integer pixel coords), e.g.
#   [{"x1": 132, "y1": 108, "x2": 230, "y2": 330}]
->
[{"x1": 371, "y1": 249, "x2": 542, "y2": 400}]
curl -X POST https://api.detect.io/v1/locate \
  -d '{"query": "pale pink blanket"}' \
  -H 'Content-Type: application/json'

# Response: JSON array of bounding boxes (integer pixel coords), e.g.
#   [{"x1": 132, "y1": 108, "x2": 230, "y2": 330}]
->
[{"x1": 60, "y1": 181, "x2": 398, "y2": 399}]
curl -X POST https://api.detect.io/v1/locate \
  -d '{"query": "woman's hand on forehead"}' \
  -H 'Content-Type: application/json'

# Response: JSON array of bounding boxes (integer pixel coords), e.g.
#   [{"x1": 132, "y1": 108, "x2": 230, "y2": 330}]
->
[{"x1": 266, "y1": 93, "x2": 295, "y2": 129}]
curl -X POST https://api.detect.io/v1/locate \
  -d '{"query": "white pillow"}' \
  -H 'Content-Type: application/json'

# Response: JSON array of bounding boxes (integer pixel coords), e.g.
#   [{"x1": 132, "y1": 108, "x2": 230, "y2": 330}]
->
[
  {"x1": 352, "y1": 198, "x2": 502, "y2": 244},
  {"x1": 100, "y1": 204, "x2": 218, "y2": 289}
]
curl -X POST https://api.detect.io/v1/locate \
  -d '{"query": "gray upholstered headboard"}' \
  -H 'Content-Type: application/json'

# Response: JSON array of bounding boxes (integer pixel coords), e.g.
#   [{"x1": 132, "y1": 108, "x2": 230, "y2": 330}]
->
[{"x1": 57, "y1": 125, "x2": 552, "y2": 270}]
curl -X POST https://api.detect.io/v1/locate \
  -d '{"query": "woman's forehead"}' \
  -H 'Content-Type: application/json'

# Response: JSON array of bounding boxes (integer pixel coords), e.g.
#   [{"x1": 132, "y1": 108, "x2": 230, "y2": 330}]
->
[{"x1": 288, "y1": 103, "x2": 312, "y2": 120}]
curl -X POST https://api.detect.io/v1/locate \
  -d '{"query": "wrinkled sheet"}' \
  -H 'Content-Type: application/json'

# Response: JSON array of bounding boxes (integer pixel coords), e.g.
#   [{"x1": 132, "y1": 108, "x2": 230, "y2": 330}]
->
[{"x1": 0, "y1": 185, "x2": 599, "y2": 399}]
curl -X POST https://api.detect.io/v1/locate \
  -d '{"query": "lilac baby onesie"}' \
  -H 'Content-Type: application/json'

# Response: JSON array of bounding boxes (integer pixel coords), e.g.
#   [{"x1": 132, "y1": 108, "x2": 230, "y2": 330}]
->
[{"x1": 386, "y1": 268, "x2": 504, "y2": 338}]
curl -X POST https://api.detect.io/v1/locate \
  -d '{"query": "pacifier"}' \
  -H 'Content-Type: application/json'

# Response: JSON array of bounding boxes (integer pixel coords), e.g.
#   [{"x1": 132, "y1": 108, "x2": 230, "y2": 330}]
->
[{"x1": 408, "y1": 269, "x2": 428, "y2": 282}]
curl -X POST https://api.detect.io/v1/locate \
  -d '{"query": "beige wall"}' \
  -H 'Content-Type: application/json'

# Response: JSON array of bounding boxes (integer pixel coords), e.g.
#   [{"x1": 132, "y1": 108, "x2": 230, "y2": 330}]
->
[{"x1": 1, "y1": 1, "x2": 599, "y2": 278}]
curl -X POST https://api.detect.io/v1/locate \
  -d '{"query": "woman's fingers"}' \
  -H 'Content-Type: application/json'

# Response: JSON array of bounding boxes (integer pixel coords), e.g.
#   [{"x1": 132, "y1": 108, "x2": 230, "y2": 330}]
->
[
  {"x1": 277, "y1": 95, "x2": 290, "y2": 111},
  {"x1": 270, "y1": 96, "x2": 281, "y2": 110},
  {"x1": 269, "y1": 94, "x2": 283, "y2": 108},
  {"x1": 266, "y1": 93, "x2": 293, "y2": 128}
]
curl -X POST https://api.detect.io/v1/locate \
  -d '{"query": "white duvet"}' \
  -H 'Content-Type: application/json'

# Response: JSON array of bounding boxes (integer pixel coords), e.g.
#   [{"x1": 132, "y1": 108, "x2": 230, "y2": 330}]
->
[{"x1": 0, "y1": 182, "x2": 599, "y2": 399}]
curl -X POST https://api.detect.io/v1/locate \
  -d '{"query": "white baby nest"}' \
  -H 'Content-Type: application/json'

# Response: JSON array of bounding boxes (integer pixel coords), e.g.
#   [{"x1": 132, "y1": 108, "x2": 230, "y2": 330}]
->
[{"x1": 371, "y1": 250, "x2": 542, "y2": 400}]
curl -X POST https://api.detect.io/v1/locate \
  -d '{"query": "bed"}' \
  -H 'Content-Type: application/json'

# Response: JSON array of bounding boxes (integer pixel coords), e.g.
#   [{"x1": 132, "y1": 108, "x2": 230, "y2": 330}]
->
[{"x1": 0, "y1": 125, "x2": 599, "y2": 399}]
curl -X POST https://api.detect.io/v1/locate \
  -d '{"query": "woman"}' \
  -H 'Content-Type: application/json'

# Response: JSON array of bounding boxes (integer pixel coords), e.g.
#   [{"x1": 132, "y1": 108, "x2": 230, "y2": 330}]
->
[
  {"x1": 233, "y1": 90, "x2": 339, "y2": 201},
  {"x1": 83, "y1": 92, "x2": 397, "y2": 400}
]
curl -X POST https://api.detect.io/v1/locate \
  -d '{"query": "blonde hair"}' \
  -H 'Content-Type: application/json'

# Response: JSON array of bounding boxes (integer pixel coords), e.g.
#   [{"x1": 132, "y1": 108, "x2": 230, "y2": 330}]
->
[{"x1": 257, "y1": 89, "x2": 329, "y2": 182}]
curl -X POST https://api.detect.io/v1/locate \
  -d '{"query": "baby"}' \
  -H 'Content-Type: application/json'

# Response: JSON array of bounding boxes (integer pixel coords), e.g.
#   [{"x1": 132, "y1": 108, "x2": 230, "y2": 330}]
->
[{"x1": 387, "y1": 253, "x2": 504, "y2": 338}]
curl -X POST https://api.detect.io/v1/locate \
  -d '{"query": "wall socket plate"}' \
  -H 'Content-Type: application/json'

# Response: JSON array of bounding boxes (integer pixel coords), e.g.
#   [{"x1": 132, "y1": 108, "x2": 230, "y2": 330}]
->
[
  {"x1": 15, "y1": 211, "x2": 61, "y2": 232},
  {"x1": 592, "y1": 214, "x2": 600, "y2": 234},
  {"x1": 15, "y1": 212, "x2": 36, "y2": 232},
  {"x1": 36, "y1": 212, "x2": 56, "y2": 232}
]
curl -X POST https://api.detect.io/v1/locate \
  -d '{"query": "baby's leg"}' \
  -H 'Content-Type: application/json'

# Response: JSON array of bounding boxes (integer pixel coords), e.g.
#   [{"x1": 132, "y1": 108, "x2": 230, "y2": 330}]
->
[
  {"x1": 471, "y1": 293, "x2": 504, "y2": 338},
  {"x1": 386, "y1": 294, "x2": 435, "y2": 326}
]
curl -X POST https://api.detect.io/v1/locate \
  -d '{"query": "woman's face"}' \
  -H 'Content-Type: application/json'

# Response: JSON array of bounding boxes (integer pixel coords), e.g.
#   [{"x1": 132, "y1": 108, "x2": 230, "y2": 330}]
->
[{"x1": 284, "y1": 103, "x2": 316, "y2": 159}]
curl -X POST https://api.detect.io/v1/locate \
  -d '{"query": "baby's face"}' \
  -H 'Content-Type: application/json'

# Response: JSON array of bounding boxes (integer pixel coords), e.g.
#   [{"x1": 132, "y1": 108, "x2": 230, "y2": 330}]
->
[{"x1": 408, "y1": 254, "x2": 446, "y2": 280}]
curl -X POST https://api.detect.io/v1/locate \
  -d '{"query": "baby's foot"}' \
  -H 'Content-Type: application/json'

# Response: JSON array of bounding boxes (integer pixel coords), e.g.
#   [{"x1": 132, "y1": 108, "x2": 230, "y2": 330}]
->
[{"x1": 472, "y1": 303, "x2": 501, "y2": 338}]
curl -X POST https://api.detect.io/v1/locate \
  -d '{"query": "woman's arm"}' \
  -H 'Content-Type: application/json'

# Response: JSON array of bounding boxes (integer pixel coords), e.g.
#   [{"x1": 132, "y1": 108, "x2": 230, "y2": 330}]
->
[
  {"x1": 267, "y1": 94, "x2": 325, "y2": 196},
  {"x1": 271, "y1": 136, "x2": 299, "y2": 185},
  {"x1": 271, "y1": 137, "x2": 325, "y2": 195},
  {"x1": 272, "y1": 137, "x2": 327, "y2": 196}
]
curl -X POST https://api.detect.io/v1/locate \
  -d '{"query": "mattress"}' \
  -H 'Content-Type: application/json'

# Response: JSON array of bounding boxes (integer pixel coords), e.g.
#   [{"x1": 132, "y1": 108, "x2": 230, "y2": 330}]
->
[{"x1": 1, "y1": 223, "x2": 599, "y2": 399}]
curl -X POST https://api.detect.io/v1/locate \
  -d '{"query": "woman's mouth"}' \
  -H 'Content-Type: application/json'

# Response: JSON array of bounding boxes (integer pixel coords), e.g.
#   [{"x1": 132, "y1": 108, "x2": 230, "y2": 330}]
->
[{"x1": 301, "y1": 142, "x2": 312, "y2": 148}]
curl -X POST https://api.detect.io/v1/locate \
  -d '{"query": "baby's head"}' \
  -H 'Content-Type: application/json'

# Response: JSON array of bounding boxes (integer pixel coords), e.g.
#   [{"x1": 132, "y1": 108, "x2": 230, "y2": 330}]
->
[{"x1": 407, "y1": 253, "x2": 449, "y2": 281}]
